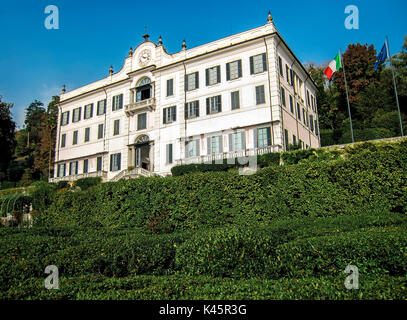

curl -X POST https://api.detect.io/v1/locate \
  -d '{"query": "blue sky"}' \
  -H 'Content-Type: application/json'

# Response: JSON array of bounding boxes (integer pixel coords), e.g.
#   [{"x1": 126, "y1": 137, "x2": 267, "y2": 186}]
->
[{"x1": 1, "y1": 0, "x2": 406, "y2": 128}]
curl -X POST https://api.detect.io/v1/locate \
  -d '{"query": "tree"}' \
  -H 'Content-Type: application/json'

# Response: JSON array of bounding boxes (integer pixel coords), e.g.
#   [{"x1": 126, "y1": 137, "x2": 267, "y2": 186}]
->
[
  {"x1": 24, "y1": 100, "x2": 45, "y2": 147},
  {"x1": 0, "y1": 96, "x2": 16, "y2": 179},
  {"x1": 34, "y1": 96, "x2": 59, "y2": 179}
]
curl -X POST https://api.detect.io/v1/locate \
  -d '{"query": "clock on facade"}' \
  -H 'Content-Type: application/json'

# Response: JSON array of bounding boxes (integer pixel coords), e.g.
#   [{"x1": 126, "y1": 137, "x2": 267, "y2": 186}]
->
[{"x1": 138, "y1": 49, "x2": 152, "y2": 66}]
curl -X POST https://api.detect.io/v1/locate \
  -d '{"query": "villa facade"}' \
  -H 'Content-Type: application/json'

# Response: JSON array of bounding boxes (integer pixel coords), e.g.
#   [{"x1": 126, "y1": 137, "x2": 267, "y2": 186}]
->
[{"x1": 51, "y1": 13, "x2": 320, "y2": 182}]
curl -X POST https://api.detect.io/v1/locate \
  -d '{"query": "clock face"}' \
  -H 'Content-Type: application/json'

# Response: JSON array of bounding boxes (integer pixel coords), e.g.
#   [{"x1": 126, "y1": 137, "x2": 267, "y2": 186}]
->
[{"x1": 138, "y1": 49, "x2": 152, "y2": 66}]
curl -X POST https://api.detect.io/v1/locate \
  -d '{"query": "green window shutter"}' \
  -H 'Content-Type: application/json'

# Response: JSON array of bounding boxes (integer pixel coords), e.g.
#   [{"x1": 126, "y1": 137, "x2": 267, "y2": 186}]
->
[
  {"x1": 206, "y1": 98, "x2": 210, "y2": 115},
  {"x1": 228, "y1": 134, "x2": 233, "y2": 151},
  {"x1": 184, "y1": 103, "x2": 188, "y2": 119},
  {"x1": 249, "y1": 56, "x2": 254, "y2": 74},
  {"x1": 226, "y1": 63, "x2": 230, "y2": 81},
  {"x1": 241, "y1": 132, "x2": 246, "y2": 150},
  {"x1": 195, "y1": 72, "x2": 199, "y2": 89},
  {"x1": 163, "y1": 108, "x2": 167, "y2": 124},
  {"x1": 173, "y1": 106, "x2": 177, "y2": 122},
  {"x1": 218, "y1": 136, "x2": 223, "y2": 153},
  {"x1": 205, "y1": 68, "x2": 209, "y2": 86},
  {"x1": 184, "y1": 75, "x2": 188, "y2": 91},
  {"x1": 207, "y1": 137, "x2": 211, "y2": 155},
  {"x1": 216, "y1": 66, "x2": 221, "y2": 83},
  {"x1": 196, "y1": 101, "x2": 200, "y2": 117},
  {"x1": 262, "y1": 53, "x2": 267, "y2": 72},
  {"x1": 254, "y1": 129, "x2": 258, "y2": 148},
  {"x1": 117, "y1": 154, "x2": 121, "y2": 171},
  {"x1": 195, "y1": 140, "x2": 200, "y2": 156},
  {"x1": 266, "y1": 127, "x2": 271, "y2": 146},
  {"x1": 218, "y1": 95, "x2": 222, "y2": 112},
  {"x1": 238, "y1": 60, "x2": 242, "y2": 78}
]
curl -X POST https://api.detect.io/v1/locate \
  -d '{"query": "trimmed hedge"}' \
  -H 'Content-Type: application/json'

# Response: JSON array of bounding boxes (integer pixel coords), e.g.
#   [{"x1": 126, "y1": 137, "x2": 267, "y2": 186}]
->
[
  {"x1": 74, "y1": 177, "x2": 101, "y2": 191},
  {"x1": 35, "y1": 139, "x2": 407, "y2": 230},
  {"x1": 2, "y1": 274, "x2": 406, "y2": 300}
]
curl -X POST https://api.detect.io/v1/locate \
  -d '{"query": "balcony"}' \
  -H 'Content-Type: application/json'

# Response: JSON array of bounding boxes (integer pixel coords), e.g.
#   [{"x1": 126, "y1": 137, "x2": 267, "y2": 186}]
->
[
  {"x1": 176, "y1": 145, "x2": 281, "y2": 166},
  {"x1": 125, "y1": 98, "x2": 156, "y2": 116},
  {"x1": 49, "y1": 171, "x2": 108, "y2": 183}
]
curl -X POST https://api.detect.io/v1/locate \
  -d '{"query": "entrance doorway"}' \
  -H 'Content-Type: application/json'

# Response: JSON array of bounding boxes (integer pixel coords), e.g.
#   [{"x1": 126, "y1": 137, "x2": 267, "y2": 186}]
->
[{"x1": 134, "y1": 134, "x2": 151, "y2": 171}]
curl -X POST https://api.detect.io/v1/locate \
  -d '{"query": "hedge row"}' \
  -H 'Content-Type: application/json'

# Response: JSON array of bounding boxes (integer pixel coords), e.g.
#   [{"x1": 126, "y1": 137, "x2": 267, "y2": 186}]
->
[
  {"x1": 2, "y1": 274, "x2": 406, "y2": 300},
  {"x1": 35, "y1": 140, "x2": 407, "y2": 231},
  {"x1": 1, "y1": 212, "x2": 406, "y2": 287},
  {"x1": 175, "y1": 224, "x2": 407, "y2": 279}
]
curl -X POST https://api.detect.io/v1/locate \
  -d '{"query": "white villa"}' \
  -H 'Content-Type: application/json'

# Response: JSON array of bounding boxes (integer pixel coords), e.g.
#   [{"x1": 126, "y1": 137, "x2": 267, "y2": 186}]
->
[{"x1": 51, "y1": 12, "x2": 320, "y2": 183}]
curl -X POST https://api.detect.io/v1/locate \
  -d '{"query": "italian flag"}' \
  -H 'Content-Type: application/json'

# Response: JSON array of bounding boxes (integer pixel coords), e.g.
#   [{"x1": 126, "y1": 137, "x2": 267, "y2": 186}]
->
[{"x1": 324, "y1": 52, "x2": 342, "y2": 80}]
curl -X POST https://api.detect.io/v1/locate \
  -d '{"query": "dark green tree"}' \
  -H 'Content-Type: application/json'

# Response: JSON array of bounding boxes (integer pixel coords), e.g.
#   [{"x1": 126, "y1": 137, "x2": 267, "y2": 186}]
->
[{"x1": 0, "y1": 96, "x2": 16, "y2": 180}]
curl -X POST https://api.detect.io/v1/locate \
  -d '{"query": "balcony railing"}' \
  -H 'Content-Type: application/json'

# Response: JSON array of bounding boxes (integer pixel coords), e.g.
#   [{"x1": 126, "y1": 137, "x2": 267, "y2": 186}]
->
[
  {"x1": 49, "y1": 171, "x2": 108, "y2": 183},
  {"x1": 125, "y1": 98, "x2": 156, "y2": 116},
  {"x1": 176, "y1": 145, "x2": 281, "y2": 166}
]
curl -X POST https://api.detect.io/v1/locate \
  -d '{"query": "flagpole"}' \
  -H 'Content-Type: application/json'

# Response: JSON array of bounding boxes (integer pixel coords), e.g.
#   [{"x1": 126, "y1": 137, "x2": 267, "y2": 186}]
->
[
  {"x1": 340, "y1": 49, "x2": 355, "y2": 143},
  {"x1": 386, "y1": 36, "x2": 404, "y2": 137}
]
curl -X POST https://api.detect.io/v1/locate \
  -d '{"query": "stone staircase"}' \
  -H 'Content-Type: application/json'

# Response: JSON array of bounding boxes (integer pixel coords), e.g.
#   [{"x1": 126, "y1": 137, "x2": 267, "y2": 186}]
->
[{"x1": 110, "y1": 167, "x2": 153, "y2": 182}]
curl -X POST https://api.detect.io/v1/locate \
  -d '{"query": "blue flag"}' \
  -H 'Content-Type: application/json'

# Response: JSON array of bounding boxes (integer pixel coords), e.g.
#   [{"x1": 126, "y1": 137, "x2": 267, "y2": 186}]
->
[{"x1": 374, "y1": 43, "x2": 388, "y2": 71}]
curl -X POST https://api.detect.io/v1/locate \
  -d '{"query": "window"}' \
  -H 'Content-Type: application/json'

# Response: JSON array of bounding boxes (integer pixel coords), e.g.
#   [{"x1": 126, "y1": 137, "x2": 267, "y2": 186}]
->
[
  {"x1": 61, "y1": 133, "x2": 66, "y2": 148},
  {"x1": 309, "y1": 114, "x2": 314, "y2": 132},
  {"x1": 166, "y1": 144, "x2": 173, "y2": 164},
  {"x1": 98, "y1": 123, "x2": 104, "y2": 139},
  {"x1": 278, "y1": 56, "x2": 283, "y2": 76},
  {"x1": 206, "y1": 96, "x2": 222, "y2": 115},
  {"x1": 185, "y1": 140, "x2": 200, "y2": 158},
  {"x1": 110, "y1": 153, "x2": 121, "y2": 172},
  {"x1": 231, "y1": 91, "x2": 240, "y2": 110},
  {"x1": 84, "y1": 127, "x2": 90, "y2": 142},
  {"x1": 306, "y1": 90, "x2": 310, "y2": 107},
  {"x1": 112, "y1": 94, "x2": 123, "y2": 111},
  {"x1": 297, "y1": 103, "x2": 301, "y2": 121},
  {"x1": 167, "y1": 79, "x2": 174, "y2": 97},
  {"x1": 315, "y1": 119, "x2": 319, "y2": 136},
  {"x1": 113, "y1": 119, "x2": 120, "y2": 135},
  {"x1": 289, "y1": 95, "x2": 294, "y2": 113},
  {"x1": 97, "y1": 99, "x2": 106, "y2": 115},
  {"x1": 290, "y1": 69, "x2": 294, "y2": 86},
  {"x1": 256, "y1": 127, "x2": 271, "y2": 148},
  {"x1": 57, "y1": 164, "x2": 66, "y2": 177},
  {"x1": 83, "y1": 159, "x2": 88, "y2": 173},
  {"x1": 137, "y1": 113, "x2": 147, "y2": 130},
  {"x1": 84, "y1": 104, "x2": 93, "y2": 119},
  {"x1": 293, "y1": 135, "x2": 297, "y2": 145},
  {"x1": 185, "y1": 72, "x2": 199, "y2": 91},
  {"x1": 250, "y1": 53, "x2": 267, "y2": 74},
  {"x1": 256, "y1": 85, "x2": 266, "y2": 105},
  {"x1": 185, "y1": 101, "x2": 199, "y2": 119},
  {"x1": 303, "y1": 109, "x2": 307, "y2": 126},
  {"x1": 286, "y1": 65, "x2": 290, "y2": 83},
  {"x1": 226, "y1": 60, "x2": 242, "y2": 81},
  {"x1": 72, "y1": 107, "x2": 81, "y2": 123},
  {"x1": 97, "y1": 156, "x2": 102, "y2": 171},
  {"x1": 73, "y1": 130, "x2": 78, "y2": 145},
  {"x1": 163, "y1": 106, "x2": 177, "y2": 124},
  {"x1": 61, "y1": 111, "x2": 70, "y2": 126},
  {"x1": 281, "y1": 87, "x2": 286, "y2": 107},
  {"x1": 284, "y1": 129, "x2": 289, "y2": 148},
  {"x1": 206, "y1": 66, "x2": 221, "y2": 86},
  {"x1": 208, "y1": 136, "x2": 223, "y2": 155},
  {"x1": 229, "y1": 132, "x2": 245, "y2": 151},
  {"x1": 69, "y1": 161, "x2": 78, "y2": 175}
]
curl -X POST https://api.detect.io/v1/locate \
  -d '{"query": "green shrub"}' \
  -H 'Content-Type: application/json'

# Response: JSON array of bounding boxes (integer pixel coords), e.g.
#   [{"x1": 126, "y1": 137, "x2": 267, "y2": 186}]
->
[{"x1": 75, "y1": 177, "x2": 101, "y2": 191}]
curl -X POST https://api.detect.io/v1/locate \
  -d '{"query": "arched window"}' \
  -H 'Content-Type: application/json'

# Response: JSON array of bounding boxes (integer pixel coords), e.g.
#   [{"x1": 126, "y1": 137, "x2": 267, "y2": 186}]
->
[
  {"x1": 136, "y1": 77, "x2": 151, "y2": 87},
  {"x1": 136, "y1": 77, "x2": 152, "y2": 102}
]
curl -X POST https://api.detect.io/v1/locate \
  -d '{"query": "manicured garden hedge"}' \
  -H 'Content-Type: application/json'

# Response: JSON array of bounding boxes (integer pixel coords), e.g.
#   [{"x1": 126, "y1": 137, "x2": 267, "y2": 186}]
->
[
  {"x1": 2, "y1": 274, "x2": 406, "y2": 300},
  {"x1": 35, "y1": 139, "x2": 407, "y2": 231}
]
